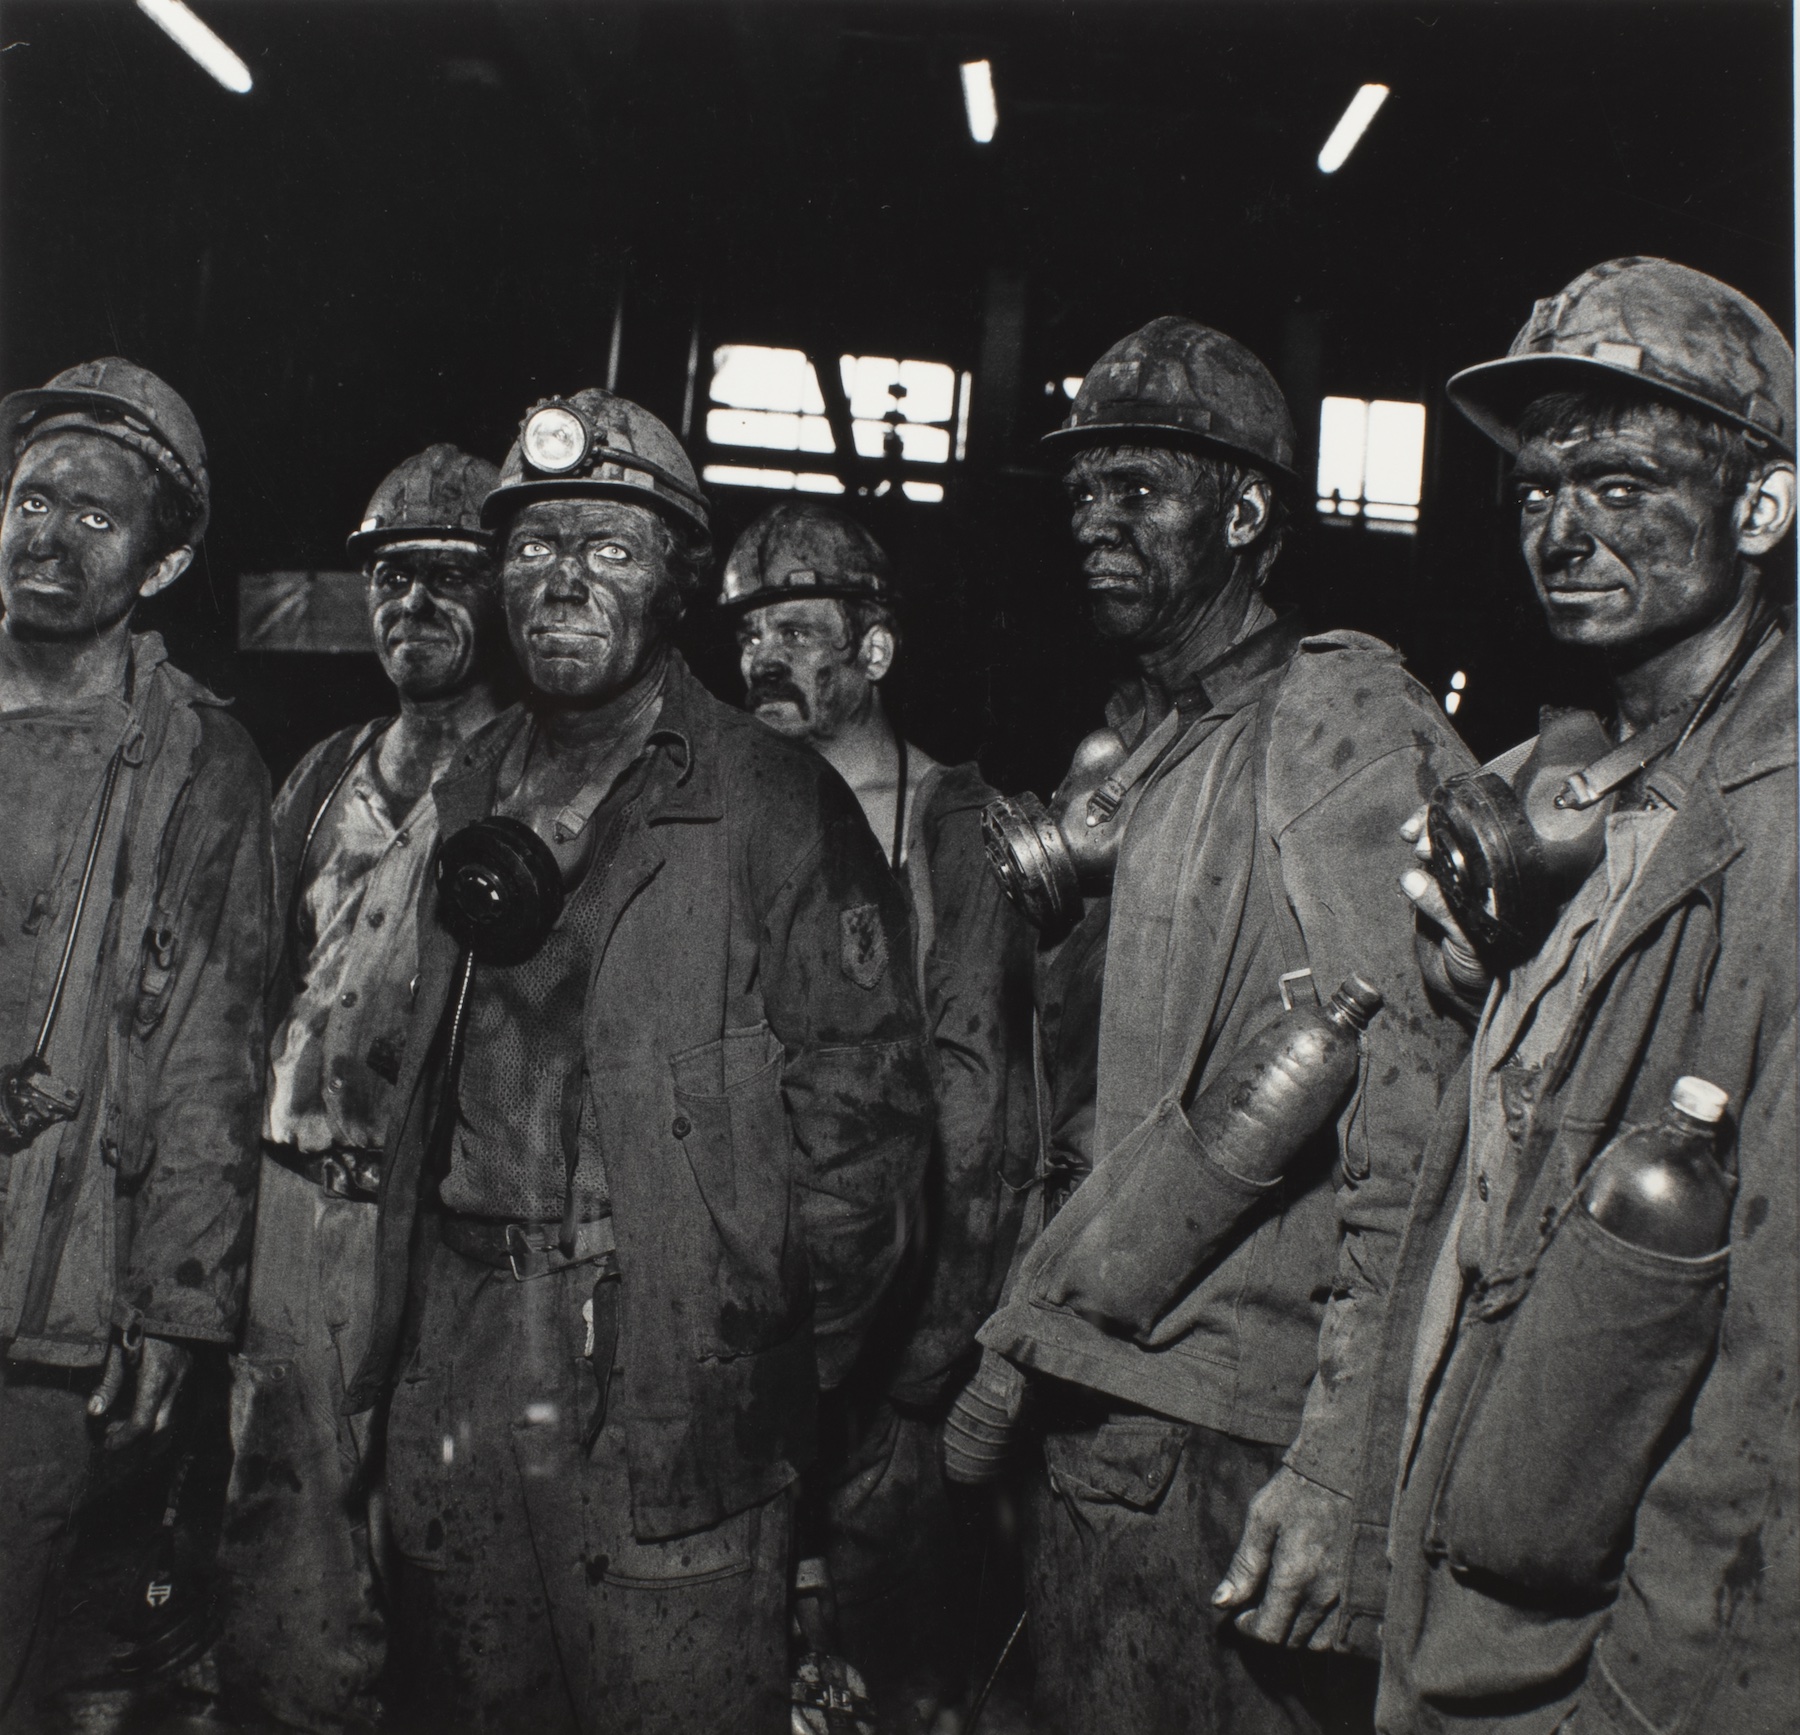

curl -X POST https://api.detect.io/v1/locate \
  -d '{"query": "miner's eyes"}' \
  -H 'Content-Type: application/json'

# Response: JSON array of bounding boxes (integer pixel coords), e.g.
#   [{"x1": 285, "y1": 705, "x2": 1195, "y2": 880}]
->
[
  {"x1": 589, "y1": 543, "x2": 631, "y2": 565},
  {"x1": 517, "y1": 540, "x2": 553, "y2": 559},
  {"x1": 18, "y1": 495, "x2": 48, "y2": 516},
  {"x1": 78, "y1": 511, "x2": 113, "y2": 531},
  {"x1": 1518, "y1": 485, "x2": 1553, "y2": 512}
]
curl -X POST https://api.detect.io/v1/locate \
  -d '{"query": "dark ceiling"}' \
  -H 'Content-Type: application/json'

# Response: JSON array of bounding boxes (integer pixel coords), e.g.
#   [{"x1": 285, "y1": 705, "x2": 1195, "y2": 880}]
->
[{"x1": 1, "y1": 0, "x2": 1792, "y2": 783}]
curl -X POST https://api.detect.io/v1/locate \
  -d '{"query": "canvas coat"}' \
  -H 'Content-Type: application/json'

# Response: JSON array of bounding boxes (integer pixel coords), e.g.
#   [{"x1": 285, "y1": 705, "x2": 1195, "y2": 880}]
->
[
  {"x1": 0, "y1": 632, "x2": 272, "y2": 1366},
  {"x1": 1367, "y1": 629, "x2": 1799, "y2": 1734},
  {"x1": 345, "y1": 653, "x2": 934, "y2": 1540},
  {"x1": 981, "y1": 623, "x2": 1474, "y2": 1651}
]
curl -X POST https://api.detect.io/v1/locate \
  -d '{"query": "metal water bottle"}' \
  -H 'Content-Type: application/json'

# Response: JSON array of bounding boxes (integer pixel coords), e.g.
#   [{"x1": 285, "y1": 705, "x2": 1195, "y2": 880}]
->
[
  {"x1": 1183, "y1": 976, "x2": 1386, "y2": 1184},
  {"x1": 1581, "y1": 1076, "x2": 1734, "y2": 1257}
]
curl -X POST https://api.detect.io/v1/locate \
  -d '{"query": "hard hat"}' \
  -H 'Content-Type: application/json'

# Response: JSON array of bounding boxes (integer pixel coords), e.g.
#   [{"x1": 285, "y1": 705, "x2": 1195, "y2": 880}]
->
[
  {"x1": 0, "y1": 357, "x2": 210, "y2": 541},
  {"x1": 482, "y1": 388, "x2": 710, "y2": 539},
  {"x1": 347, "y1": 443, "x2": 499, "y2": 562},
  {"x1": 1045, "y1": 316, "x2": 1300, "y2": 487},
  {"x1": 1448, "y1": 257, "x2": 1797, "y2": 459},
  {"x1": 717, "y1": 501, "x2": 893, "y2": 616}
]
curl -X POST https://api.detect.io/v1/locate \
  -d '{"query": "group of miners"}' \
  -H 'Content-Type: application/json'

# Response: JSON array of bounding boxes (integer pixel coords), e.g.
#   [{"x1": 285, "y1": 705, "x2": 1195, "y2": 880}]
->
[{"x1": 0, "y1": 251, "x2": 1792, "y2": 1735}]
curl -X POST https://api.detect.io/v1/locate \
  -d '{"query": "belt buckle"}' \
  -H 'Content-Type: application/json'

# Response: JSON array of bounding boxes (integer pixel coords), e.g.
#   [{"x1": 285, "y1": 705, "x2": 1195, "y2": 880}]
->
[
  {"x1": 320, "y1": 1154, "x2": 353, "y2": 1199},
  {"x1": 505, "y1": 1223, "x2": 543, "y2": 1282}
]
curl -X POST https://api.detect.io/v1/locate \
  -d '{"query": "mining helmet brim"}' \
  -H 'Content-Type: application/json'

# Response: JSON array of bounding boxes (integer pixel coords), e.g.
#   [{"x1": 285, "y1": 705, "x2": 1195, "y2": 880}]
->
[
  {"x1": 347, "y1": 524, "x2": 495, "y2": 563},
  {"x1": 1447, "y1": 351, "x2": 1798, "y2": 460},
  {"x1": 1041, "y1": 410, "x2": 1304, "y2": 490}
]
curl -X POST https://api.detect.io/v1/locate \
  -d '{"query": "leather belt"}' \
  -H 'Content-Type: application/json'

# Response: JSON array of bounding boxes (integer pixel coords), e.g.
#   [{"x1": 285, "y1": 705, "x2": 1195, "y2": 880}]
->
[
  {"x1": 265, "y1": 1141, "x2": 382, "y2": 1202},
  {"x1": 439, "y1": 1214, "x2": 620, "y2": 1282}
]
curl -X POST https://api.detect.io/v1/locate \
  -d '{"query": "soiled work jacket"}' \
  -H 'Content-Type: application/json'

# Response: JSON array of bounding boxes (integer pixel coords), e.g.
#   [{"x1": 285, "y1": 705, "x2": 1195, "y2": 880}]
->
[
  {"x1": 346, "y1": 654, "x2": 934, "y2": 1539},
  {"x1": 1367, "y1": 630, "x2": 1798, "y2": 1734},
  {"x1": 0, "y1": 633, "x2": 272, "y2": 1364},
  {"x1": 982, "y1": 622, "x2": 1473, "y2": 1640}
]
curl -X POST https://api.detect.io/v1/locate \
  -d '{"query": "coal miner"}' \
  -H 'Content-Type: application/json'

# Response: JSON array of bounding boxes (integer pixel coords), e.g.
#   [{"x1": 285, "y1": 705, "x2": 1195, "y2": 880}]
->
[
  {"x1": 1371, "y1": 259, "x2": 1798, "y2": 1733},
  {"x1": 723, "y1": 501, "x2": 1036, "y2": 1728},
  {"x1": 216, "y1": 445, "x2": 504, "y2": 1732},
  {"x1": 955, "y1": 318, "x2": 1474, "y2": 1733},
  {"x1": 341, "y1": 390, "x2": 933, "y2": 1733},
  {"x1": 0, "y1": 360, "x2": 272, "y2": 1714}
]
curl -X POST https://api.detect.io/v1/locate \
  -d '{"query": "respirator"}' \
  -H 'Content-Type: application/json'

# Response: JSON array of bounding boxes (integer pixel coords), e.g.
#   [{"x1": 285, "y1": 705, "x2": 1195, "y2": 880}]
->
[
  {"x1": 982, "y1": 709, "x2": 1181, "y2": 932},
  {"x1": 1426, "y1": 708, "x2": 1616, "y2": 970},
  {"x1": 435, "y1": 816, "x2": 566, "y2": 966}
]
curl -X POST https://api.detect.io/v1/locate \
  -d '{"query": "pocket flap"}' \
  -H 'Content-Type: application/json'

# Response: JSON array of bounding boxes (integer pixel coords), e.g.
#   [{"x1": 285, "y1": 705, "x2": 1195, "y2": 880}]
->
[{"x1": 1044, "y1": 1416, "x2": 1187, "y2": 1510}]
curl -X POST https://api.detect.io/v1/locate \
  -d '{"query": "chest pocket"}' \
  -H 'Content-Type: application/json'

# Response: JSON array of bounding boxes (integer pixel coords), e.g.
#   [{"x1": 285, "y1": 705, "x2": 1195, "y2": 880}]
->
[{"x1": 670, "y1": 1022, "x2": 802, "y2": 1359}]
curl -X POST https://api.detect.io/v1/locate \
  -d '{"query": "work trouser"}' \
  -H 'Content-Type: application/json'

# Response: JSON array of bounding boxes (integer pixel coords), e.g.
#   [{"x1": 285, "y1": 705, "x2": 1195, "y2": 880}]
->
[
  {"x1": 0, "y1": 1365, "x2": 95, "y2": 1724},
  {"x1": 1024, "y1": 1393, "x2": 1376, "y2": 1735},
  {"x1": 825, "y1": 1397, "x2": 970, "y2": 1724},
  {"x1": 217, "y1": 1153, "x2": 385, "y2": 1734},
  {"x1": 384, "y1": 1237, "x2": 792, "y2": 1735}
]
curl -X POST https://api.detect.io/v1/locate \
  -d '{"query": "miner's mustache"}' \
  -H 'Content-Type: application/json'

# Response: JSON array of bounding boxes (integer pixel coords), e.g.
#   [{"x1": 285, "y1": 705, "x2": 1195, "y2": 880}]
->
[{"x1": 747, "y1": 673, "x2": 809, "y2": 717}]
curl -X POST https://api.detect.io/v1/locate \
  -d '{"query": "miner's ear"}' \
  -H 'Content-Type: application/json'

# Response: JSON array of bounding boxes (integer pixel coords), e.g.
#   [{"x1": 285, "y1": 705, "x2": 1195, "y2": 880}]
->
[
  {"x1": 859, "y1": 622, "x2": 897, "y2": 684},
  {"x1": 1737, "y1": 462, "x2": 1797, "y2": 559},
  {"x1": 1225, "y1": 476, "x2": 1274, "y2": 551},
  {"x1": 139, "y1": 546, "x2": 193, "y2": 599}
]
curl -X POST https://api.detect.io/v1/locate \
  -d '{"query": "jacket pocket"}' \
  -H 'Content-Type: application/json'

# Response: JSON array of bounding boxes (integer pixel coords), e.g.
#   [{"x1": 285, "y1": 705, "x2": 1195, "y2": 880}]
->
[
  {"x1": 671, "y1": 1024, "x2": 800, "y2": 1359},
  {"x1": 1429, "y1": 1202, "x2": 1728, "y2": 1599},
  {"x1": 1043, "y1": 1415, "x2": 1188, "y2": 1512}
]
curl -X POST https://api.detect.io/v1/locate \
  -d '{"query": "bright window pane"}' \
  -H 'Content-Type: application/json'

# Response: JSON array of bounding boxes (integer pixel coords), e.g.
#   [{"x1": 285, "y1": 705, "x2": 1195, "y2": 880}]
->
[
  {"x1": 1317, "y1": 396, "x2": 1367, "y2": 503},
  {"x1": 902, "y1": 480, "x2": 945, "y2": 503},
  {"x1": 851, "y1": 420, "x2": 951, "y2": 463},
  {"x1": 710, "y1": 345, "x2": 825, "y2": 414},
  {"x1": 839, "y1": 355, "x2": 957, "y2": 425},
  {"x1": 1365, "y1": 401, "x2": 1426, "y2": 506},
  {"x1": 706, "y1": 407, "x2": 834, "y2": 454},
  {"x1": 702, "y1": 463, "x2": 845, "y2": 494}
]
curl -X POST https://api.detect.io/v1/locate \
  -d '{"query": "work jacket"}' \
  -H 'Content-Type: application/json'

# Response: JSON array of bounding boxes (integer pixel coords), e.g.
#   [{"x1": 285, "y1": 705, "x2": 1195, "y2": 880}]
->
[
  {"x1": 981, "y1": 623, "x2": 1473, "y2": 1629},
  {"x1": 1366, "y1": 629, "x2": 1798, "y2": 1734},
  {"x1": 873, "y1": 760, "x2": 1037, "y2": 1411},
  {"x1": 0, "y1": 633, "x2": 272, "y2": 1365},
  {"x1": 345, "y1": 653, "x2": 934, "y2": 1539}
]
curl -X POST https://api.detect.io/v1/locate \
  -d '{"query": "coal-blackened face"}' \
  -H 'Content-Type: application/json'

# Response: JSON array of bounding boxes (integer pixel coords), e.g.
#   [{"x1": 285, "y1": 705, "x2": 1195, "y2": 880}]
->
[
  {"x1": 1063, "y1": 444, "x2": 1233, "y2": 652},
  {"x1": 1513, "y1": 401, "x2": 1786, "y2": 657},
  {"x1": 366, "y1": 544, "x2": 498, "y2": 701},
  {"x1": 0, "y1": 432, "x2": 175, "y2": 642},
  {"x1": 735, "y1": 596, "x2": 876, "y2": 743},
  {"x1": 501, "y1": 498, "x2": 678, "y2": 705}
]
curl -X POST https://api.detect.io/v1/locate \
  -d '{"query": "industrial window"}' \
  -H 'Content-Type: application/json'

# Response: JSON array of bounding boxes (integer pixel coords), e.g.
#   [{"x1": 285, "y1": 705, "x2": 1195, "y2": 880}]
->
[
  {"x1": 1316, "y1": 396, "x2": 1426, "y2": 534},
  {"x1": 702, "y1": 344, "x2": 966, "y2": 499}
]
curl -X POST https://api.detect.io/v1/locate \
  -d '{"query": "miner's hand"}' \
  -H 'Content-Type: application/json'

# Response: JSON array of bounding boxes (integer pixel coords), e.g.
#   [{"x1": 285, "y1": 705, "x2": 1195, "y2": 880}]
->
[
  {"x1": 1399, "y1": 805, "x2": 1491, "y2": 1004},
  {"x1": 1211, "y1": 1466, "x2": 1349, "y2": 1650},
  {"x1": 89, "y1": 1332, "x2": 193, "y2": 1449}
]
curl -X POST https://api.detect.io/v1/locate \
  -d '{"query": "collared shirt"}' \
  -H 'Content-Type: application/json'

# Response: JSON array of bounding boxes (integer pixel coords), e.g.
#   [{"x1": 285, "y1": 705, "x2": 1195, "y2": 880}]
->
[
  {"x1": 441, "y1": 688, "x2": 672, "y2": 1221},
  {"x1": 1402, "y1": 797, "x2": 1677, "y2": 1462},
  {"x1": 265, "y1": 751, "x2": 438, "y2": 1153}
]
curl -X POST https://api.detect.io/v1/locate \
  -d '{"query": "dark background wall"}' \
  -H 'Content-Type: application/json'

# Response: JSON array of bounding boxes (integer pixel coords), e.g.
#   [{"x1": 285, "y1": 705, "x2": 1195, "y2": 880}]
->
[{"x1": 2, "y1": 0, "x2": 1791, "y2": 789}]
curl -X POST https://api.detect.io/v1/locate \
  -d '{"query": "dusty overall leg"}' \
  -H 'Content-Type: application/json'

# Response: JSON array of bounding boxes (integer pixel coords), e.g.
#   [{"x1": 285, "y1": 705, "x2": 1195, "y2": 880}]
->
[
  {"x1": 385, "y1": 1244, "x2": 573, "y2": 1735},
  {"x1": 0, "y1": 1368, "x2": 93, "y2": 1724},
  {"x1": 509, "y1": 1265, "x2": 793, "y2": 1735},
  {"x1": 1025, "y1": 1402, "x2": 1373, "y2": 1735},
  {"x1": 826, "y1": 1398, "x2": 969, "y2": 1726},
  {"x1": 218, "y1": 1155, "x2": 385, "y2": 1732}
]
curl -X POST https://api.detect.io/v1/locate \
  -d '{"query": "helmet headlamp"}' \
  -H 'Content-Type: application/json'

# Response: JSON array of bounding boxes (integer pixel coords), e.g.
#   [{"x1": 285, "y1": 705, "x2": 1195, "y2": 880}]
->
[{"x1": 521, "y1": 403, "x2": 591, "y2": 476}]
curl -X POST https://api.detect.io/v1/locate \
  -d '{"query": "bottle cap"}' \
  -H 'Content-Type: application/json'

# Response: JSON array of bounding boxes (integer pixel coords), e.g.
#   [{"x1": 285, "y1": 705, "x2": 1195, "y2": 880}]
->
[
  {"x1": 1670, "y1": 1076, "x2": 1729, "y2": 1124},
  {"x1": 1327, "y1": 976, "x2": 1385, "y2": 1031}
]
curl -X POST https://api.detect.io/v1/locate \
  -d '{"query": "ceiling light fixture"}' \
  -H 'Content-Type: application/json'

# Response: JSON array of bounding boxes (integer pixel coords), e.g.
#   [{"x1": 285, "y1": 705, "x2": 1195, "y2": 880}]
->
[
  {"x1": 961, "y1": 60, "x2": 997, "y2": 144},
  {"x1": 1317, "y1": 83, "x2": 1388, "y2": 174},
  {"x1": 136, "y1": 0, "x2": 253, "y2": 95}
]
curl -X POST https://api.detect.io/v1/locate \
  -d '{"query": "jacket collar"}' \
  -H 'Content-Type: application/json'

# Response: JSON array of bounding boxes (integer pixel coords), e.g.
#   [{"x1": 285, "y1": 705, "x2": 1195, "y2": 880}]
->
[
  {"x1": 1105, "y1": 611, "x2": 1305, "y2": 737},
  {"x1": 1571, "y1": 629, "x2": 1792, "y2": 998}
]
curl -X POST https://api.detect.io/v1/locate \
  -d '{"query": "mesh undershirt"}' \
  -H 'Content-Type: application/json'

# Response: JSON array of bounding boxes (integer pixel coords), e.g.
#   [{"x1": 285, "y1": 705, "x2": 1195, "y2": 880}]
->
[{"x1": 438, "y1": 803, "x2": 631, "y2": 1221}]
